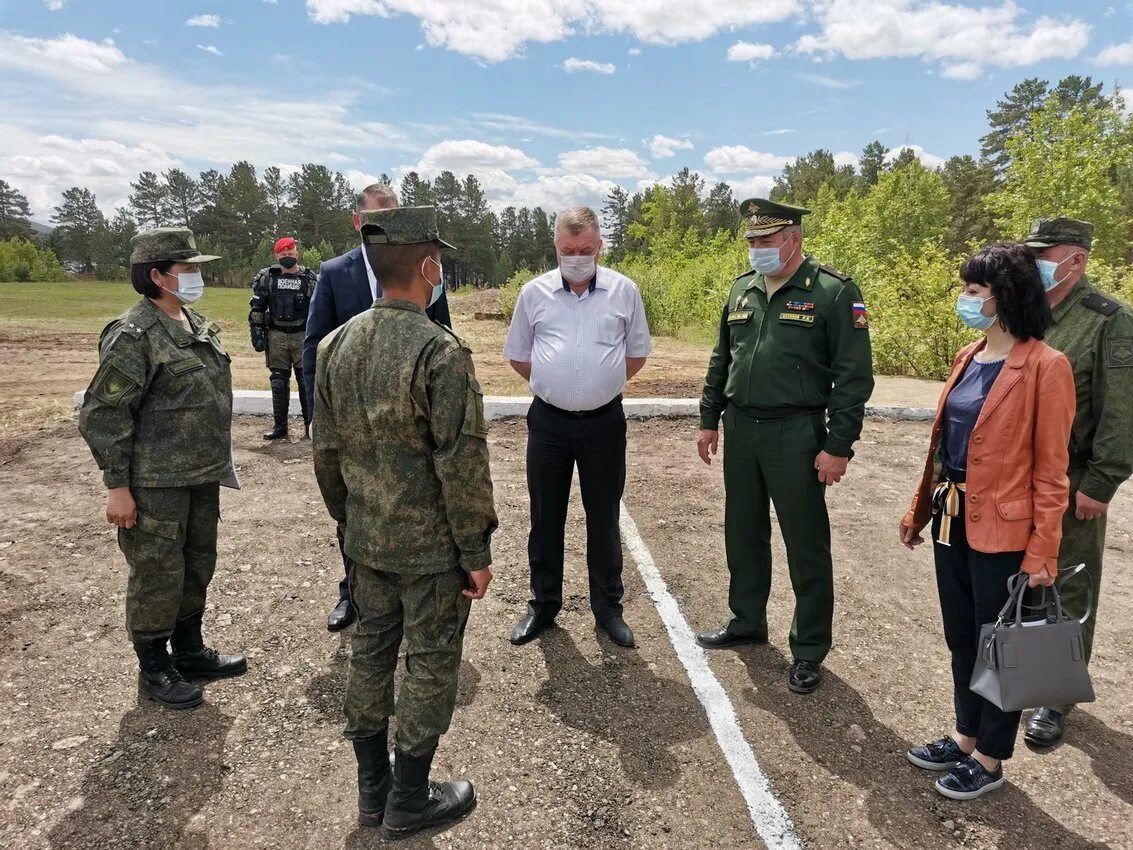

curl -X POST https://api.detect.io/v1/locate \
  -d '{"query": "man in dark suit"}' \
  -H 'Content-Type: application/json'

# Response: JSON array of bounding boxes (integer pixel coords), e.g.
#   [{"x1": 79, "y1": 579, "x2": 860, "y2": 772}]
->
[{"x1": 304, "y1": 183, "x2": 453, "y2": 631}]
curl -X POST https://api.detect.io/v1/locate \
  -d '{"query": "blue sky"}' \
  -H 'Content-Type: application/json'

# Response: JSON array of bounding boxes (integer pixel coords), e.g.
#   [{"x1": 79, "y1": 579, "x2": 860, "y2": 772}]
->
[{"x1": 1, "y1": 0, "x2": 1130, "y2": 220}]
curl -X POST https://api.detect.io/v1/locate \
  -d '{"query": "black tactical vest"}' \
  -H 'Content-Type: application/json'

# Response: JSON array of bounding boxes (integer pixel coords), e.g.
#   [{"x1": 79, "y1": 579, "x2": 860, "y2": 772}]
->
[{"x1": 268, "y1": 272, "x2": 311, "y2": 330}]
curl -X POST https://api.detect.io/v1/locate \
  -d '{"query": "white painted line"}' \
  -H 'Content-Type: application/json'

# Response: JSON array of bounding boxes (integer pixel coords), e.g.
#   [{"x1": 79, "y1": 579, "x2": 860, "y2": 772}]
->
[{"x1": 620, "y1": 503, "x2": 802, "y2": 850}]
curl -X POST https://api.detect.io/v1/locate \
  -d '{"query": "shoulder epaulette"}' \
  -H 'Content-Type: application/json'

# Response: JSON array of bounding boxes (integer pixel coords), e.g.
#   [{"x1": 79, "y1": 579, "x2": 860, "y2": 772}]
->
[
  {"x1": 734, "y1": 269, "x2": 757, "y2": 283},
  {"x1": 436, "y1": 321, "x2": 471, "y2": 351},
  {"x1": 817, "y1": 264, "x2": 851, "y2": 282},
  {"x1": 108, "y1": 304, "x2": 158, "y2": 341},
  {"x1": 1082, "y1": 292, "x2": 1122, "y2": 317}
]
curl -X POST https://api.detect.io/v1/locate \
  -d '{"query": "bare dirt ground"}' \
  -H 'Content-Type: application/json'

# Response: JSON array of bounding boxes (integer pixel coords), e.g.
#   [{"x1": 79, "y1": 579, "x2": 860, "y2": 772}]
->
[
  {"x1": 1, "y1": 417, "x2": 1130, "y2": 850},
  {"x1": 0, "y1": 290, "x2": 944, "y2": 440}
]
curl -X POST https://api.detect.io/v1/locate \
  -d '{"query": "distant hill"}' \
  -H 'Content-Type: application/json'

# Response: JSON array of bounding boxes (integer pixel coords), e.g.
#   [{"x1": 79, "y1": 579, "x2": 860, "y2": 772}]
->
[{"x1": 29, "y1": 220, "x2": 52, "y2": 235}]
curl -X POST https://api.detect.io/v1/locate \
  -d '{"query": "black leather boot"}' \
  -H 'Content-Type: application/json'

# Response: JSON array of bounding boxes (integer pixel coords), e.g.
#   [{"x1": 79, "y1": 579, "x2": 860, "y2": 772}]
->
[
  {"x1": 263, "y1": 369, "x2": 289, "y2": 440},
  {"x1": 295, "y1": 366, "x2": 311, "y2": 440},
  {"x1": 382, "y1": 748, "x2": 477, "y2": 840},
  {"x1": 134, "y1": 639, "x2": 203, "y2": 709},
  {"x1": 171, "y1": 612, "x2": 248, "y2": 679},
  {"x1": 353, "y1": 731, "x2": 392, "y2": 828}
]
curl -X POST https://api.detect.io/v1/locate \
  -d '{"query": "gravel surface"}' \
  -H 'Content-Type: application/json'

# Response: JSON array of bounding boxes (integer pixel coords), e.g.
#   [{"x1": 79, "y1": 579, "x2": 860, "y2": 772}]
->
[{"x1": 1, "y1": 417, "x2": 1129, "y2": 849}]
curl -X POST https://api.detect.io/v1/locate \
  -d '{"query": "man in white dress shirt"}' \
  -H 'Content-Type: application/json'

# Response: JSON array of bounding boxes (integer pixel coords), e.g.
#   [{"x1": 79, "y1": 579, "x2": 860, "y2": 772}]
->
[{"x1": 503, "y1": 206, "x2": 652, "y2": 648}]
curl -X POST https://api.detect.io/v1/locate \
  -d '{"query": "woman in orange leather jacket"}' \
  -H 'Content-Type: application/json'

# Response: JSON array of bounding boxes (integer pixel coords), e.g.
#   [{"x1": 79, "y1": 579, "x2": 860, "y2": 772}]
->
[{"x1": 898, "y1": 242, "x2": 1074, "y2": 801}]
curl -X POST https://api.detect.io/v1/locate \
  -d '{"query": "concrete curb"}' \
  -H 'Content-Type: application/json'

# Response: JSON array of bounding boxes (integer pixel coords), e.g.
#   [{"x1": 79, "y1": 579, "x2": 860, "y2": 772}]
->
[{"x1": 74, "y1": 391, "x2": 936, "y2": 422}]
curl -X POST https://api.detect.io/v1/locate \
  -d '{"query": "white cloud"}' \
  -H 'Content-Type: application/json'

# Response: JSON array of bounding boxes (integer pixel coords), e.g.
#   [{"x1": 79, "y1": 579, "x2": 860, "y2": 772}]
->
[
  {"x1": 197, "y1": 44, "x2": 224, "y2": 56},
  {"x1": 704, "y1": 145, "x2": 793, "y2": 174},
  {"x1": 940, "y1": 61, "x2": 982, "y2": 80},
  {"x1": 0, "y1": 32, "x2": 419, "y2": 214},
  {"x1": 884, "y1": 144, "x2": 946, "y2": 168},
  {"x1": 45, "y1": 0, "x2": 66, "y2": 9},
  {"x1": 763, "y1": 128, "x2": 795, "y2": 136},
  {"x1": 415, "y1": 139, "x2": 539, "y2": 175},
  {"x1": 628, "y1": 47, "x2": 642, "y2": 56},
  {"x1": 647, "y1": 134, "x2": 693, "y2": 158},
  {"x1": 470, "y1": 112, "x2": 616, "y2": 141},
  {"x1": 728, "y1": 175, "x2": 777, "y2": 201},
  {"x1": 563, "y1": 57, "x2": 616, "y2": 74},
  {"x1": 795, "y1": 0, "x2": 1091, "y2": 79},
  {"x1": 187, "y1": 14, "x2": 221, "y2": 27},
  {"x1": 833, "y1": 150, "x2": 859, "y2": 169},
  {"x1": 305, "y1": 0, "x2": 801, "y2": 63},
  {"x1": 1095, "y1": 39, "x2": 1133, "y2": 66},
  {"x1": 798, "y1": 72, "x2": 857, "y2": 89},
  {"x1": 727, "y1": 41, "x2": 774, "y2": 62},
  {"x1": 506, "y1": 173, "x2": 619, "y2": 215},
  {"x1": 558, "y1": 147, "x2": 653, "y2": 179}
]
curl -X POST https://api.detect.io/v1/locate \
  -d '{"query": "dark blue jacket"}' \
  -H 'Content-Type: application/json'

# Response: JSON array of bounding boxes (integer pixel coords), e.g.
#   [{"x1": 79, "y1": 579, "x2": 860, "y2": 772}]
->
[{"x1": 302, "y1": 246, "x2": 452, "y2": 409}]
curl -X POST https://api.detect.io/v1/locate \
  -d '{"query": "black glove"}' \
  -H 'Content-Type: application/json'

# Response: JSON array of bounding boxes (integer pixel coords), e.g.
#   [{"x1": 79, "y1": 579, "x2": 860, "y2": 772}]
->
[{"x1": 251, "y1": 326, "x2": 266, "y2": 352}]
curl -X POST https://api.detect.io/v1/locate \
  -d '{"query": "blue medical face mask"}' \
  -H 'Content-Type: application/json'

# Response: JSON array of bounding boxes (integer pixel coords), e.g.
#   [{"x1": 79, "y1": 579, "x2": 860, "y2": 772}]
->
[
  {"x1": 748, "y1": 235, "x2": 798, "y2": 276},
  {"x1": 956, "y1": 293, "x2": 996, "y2": 331},
  {"x1": 1036, "y1": 257, "x2": 1070, "y2": 292}
]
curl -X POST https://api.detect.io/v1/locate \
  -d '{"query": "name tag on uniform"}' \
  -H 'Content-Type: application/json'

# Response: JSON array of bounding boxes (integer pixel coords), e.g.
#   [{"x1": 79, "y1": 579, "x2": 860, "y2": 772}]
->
[
  {"x1": 727, "y1": 309, "x2": 753, "y2": 323},
  {"x1": 779, "y1": 312, "x2": 814, "y2": 324},
  {"x1": 274, "y1": 279, "x2": 302, "y2": 291}
]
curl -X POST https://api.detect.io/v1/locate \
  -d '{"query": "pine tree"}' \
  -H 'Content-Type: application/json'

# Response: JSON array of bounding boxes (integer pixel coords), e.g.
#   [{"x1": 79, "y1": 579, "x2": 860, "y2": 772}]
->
[
  {"x1": 51, "y1": 187, "x2": 106, "y2": 271},
  {"x1": 772, "y1": 150, "x2": 856, "y2": 204},
  {"x1": 0, "y1": 179, "x2": 35, "y2": 241},
  {"x1": 858, "y1": 141, "x2": 889, "y2": 188},
  {"x1": 702, "y1": 182, "x2": 737, "y2": 238},
  {"x1": 92, "y1": 208, "x2": 138, "y2": 279},
  {"x1": 129, "y1": 171, "x2": 168, "y2": 228},
  {"x1": 939, "y1": 155, "x2": 999, "y2": 254},
  {"x1": 670, "y1": 168, "x2": 706, "y2": 238},
  {"x1": 980, "y1": 78, "x2": 1050, "y2": 175},
  {"x1": 261, "y1": 166, "x2": 290, "y2": 235},
  {"x1": 601, "y1": 186, "x2": 631, "y2": 262},
  {"x1": 163, "y1": 169, "x2": 200, "y2": 227},
  {"x1": 400, "y1": 171, "x2": 434, "y2": 206}
]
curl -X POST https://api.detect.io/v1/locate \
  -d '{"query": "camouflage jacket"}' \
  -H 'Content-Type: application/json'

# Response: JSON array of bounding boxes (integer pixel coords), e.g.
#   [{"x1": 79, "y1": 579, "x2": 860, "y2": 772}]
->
[
  {"x1": 313, "y1": 299, "x2": 498, "y2": 574},
  {"x1": 78, "y1": 298, "x2": 235, "y2": 489},
  {"x1": 1045, "y1": 277, "x2": 1133, "y2": 503}
]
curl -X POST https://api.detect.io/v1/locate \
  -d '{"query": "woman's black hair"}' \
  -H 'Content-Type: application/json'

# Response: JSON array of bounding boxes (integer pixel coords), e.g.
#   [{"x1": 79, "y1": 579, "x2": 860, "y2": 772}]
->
[
  {"x1": 960, "y1": 242, "x2": 1051, "y2": 341},
  {"x1": 130, "y1": 260, "x2": 175, "y2": 299}
]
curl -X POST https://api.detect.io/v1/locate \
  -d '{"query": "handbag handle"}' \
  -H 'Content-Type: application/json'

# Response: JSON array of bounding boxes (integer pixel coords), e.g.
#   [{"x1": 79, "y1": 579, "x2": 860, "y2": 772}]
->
[{"x1": 1029, "y1": 563, "x2": 1094, "y2": 625}]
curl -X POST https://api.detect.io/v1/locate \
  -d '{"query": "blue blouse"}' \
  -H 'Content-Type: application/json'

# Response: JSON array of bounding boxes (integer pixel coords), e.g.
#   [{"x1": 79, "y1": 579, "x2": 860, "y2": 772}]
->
[{"x1": 943, "y1": 357, "x2": 1005, "y2": 473}]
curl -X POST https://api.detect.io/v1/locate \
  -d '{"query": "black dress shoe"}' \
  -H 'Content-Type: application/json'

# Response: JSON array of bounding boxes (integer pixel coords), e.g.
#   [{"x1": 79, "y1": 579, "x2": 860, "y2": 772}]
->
[
  {"x1": 262, "y1": 422, "x2": 288, "y2": 441},
  {"x1": 695, "y1": 626, "x2": 768, "y2": 649},
  {"x1": 598, "y1": 616, "x2": 635, "y2": 648},
  {"x1": 510, "y1": 613, "x2": 553, "y2": 645},
  {"x1": 328, "y1": 598, "x2": 356, "y2": 632},
  {"x1": 788, "y1": 659, "x2": 822, "y2": 693},
  {"x1": 1025, "y1": 708, "x2": 1065, "y2": 747}
]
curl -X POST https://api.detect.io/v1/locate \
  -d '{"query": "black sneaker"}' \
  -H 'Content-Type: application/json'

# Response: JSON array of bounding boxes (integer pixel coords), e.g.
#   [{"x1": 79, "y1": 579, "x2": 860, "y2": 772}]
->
[
  {"x1": 906, "y1": 737, "x2": 967, "y2": 771},
  {"x1": 935, "y1": 756, "x2": 1004, "y2": 800}
]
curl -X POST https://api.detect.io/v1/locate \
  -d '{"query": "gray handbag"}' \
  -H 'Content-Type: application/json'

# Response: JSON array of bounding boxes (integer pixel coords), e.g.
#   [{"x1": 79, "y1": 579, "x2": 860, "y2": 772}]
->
[{"x1": 970, "y1": 566, "x2": 1095, "y2": 713}]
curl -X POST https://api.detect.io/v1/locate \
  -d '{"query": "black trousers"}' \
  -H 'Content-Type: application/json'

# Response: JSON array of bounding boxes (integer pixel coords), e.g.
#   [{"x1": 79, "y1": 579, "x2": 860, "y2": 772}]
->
[
  {"x1": 932, "y1": 503, "x2": 1024, "y2": 761},
  {"x1": 526, "y1": 396, "x2": 626, "y2": 622}
]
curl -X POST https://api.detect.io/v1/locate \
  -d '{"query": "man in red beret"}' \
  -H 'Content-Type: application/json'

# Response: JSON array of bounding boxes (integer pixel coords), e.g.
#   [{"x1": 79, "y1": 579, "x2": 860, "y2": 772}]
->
[{"x1": 249, "y1": 237, "x2": 318, "y2": 439}]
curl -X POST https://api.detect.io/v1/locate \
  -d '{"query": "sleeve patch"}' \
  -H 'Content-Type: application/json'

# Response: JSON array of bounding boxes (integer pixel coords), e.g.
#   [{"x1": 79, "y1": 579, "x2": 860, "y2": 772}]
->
[
  {"x1": 852, "y1": 301, "x2": 869, "y2": 329},
  {"x1": 462, "y1": 375, "x2": 490, "y2": 439},
  {"x1": 90, "y1": 363, "x2": 138, "y2": 407},
  {"x1": 1107, "y1": 337, "x2": 1133, "y2": 368}
]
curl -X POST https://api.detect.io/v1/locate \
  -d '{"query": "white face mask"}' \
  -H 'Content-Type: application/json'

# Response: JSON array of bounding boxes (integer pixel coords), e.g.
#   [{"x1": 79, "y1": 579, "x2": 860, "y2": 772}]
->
[
  {"x1": 162, "y1": 270, "x2": 205, "y2": 304},
  {"x1": 560, "y1": 254, "x2": 597, "y2": 283}
]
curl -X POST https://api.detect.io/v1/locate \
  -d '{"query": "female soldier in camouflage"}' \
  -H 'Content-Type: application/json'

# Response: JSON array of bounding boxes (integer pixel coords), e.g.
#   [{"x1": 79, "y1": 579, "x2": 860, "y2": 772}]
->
[{"x1": 79, "y1": 227, "x2": 246, "y2": 710}]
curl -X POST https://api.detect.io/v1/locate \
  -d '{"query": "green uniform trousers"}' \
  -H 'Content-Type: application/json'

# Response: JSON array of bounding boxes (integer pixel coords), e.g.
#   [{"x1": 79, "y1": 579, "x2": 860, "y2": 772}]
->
[
  {"x1": 266, "y1": 328, "x2": 303, "y2": 371},
  {"x1": 344, "y1": 563, "x2": 471, "y2": 756},
  {"x1": 116, "y1": 483, "x2": 220, "y2": 642},
  {"x1": 1054, "y1": 466, "x2": 1108, "y2": 715},
  {"x1": 722, "y1": 409, "x2": 834, "y2": 663}
]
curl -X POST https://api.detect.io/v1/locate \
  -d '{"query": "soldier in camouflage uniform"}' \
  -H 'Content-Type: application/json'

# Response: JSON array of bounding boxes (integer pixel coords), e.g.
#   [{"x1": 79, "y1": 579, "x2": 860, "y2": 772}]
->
[
  {"x1": 249, "y1": 236, "x2": 317, "y2": 440},
  {"x1": 313, "y1": 206, "x2": 497, "y2": 838},
  {"x1": 1021, "y1": 218, "x2": 1133, "y2": 746},
  {"x1": 78, "y1": 227, "x2": 247, "y2": 711},
  {"x1": 695, "y1": 199, "x2": 875, "y2": 695}
]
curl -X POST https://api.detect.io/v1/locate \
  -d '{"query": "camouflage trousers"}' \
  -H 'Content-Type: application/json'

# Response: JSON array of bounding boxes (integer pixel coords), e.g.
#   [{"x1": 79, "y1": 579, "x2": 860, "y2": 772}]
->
[
  {"x1": 116, "y1": 483, "x2": 220, "y2": 642},
  {"x1": 266, "y1": 329, "x2": 303, "y2": 371},
  {"x1": 1053, "y1": 466, "x2": 1108, "y2": 715},
  {"x1": 344, "y1": 563, "x2": 471, "y2": 756}
]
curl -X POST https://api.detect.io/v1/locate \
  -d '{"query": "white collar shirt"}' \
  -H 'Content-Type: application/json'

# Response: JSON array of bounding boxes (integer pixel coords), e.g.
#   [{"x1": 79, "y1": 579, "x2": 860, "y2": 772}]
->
[
  {"x1": 361, "y1": 245, "x2": 379, "y2": 303},
  {"x1": 503, "y1": 266, "x2": 652, "y2": 411}
]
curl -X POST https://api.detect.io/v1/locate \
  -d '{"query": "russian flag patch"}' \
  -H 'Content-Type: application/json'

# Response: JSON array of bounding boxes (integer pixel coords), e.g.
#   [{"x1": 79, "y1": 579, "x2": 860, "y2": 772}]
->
[{"x1": 852, "y1": 301, "x2": 869, "y2": 329}]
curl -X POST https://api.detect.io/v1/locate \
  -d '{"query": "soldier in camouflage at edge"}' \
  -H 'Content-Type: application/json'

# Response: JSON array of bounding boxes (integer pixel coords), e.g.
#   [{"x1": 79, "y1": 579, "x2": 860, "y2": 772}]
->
[
  {"x1": 1022, "y1": 217, "x2": 1133, "y2": 746},
  {"x1": 313, "y1": 206, "x2": 497, "y2": 838},
  {"x1": 78, "y1": 227, "x2": 247, "y2": 711}
]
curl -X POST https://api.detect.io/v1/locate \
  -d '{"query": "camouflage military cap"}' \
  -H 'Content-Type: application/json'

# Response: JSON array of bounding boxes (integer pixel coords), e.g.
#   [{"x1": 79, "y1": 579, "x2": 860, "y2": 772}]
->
[
  {"x1": 130, "y1": 227, "x2": 221, "y2": 265},
  {"x1": 359, "y1": 206, "x2": 456, "y2": 250},
  {"x1": 740, "y1": 198, "x2": 811, "y2": 238},
  {"x1": 1023, "y1": 217, "x2": 1094, "y2": 252}
]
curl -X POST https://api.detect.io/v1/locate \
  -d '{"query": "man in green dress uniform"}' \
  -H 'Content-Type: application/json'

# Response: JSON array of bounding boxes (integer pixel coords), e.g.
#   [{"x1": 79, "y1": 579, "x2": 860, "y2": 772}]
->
[
  {"x1": 1023, "y1": 217, "x2": 1133, "y2": 745},
  {"x1": 695, "y1": 198, "x2": 875, "y2": 693}
]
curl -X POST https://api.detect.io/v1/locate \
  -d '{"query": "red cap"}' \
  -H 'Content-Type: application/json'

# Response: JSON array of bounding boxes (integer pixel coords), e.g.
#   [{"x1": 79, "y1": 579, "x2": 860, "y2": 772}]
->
[{"x1": 274, "y1": 237, "x2": 296, "y2": 253}]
